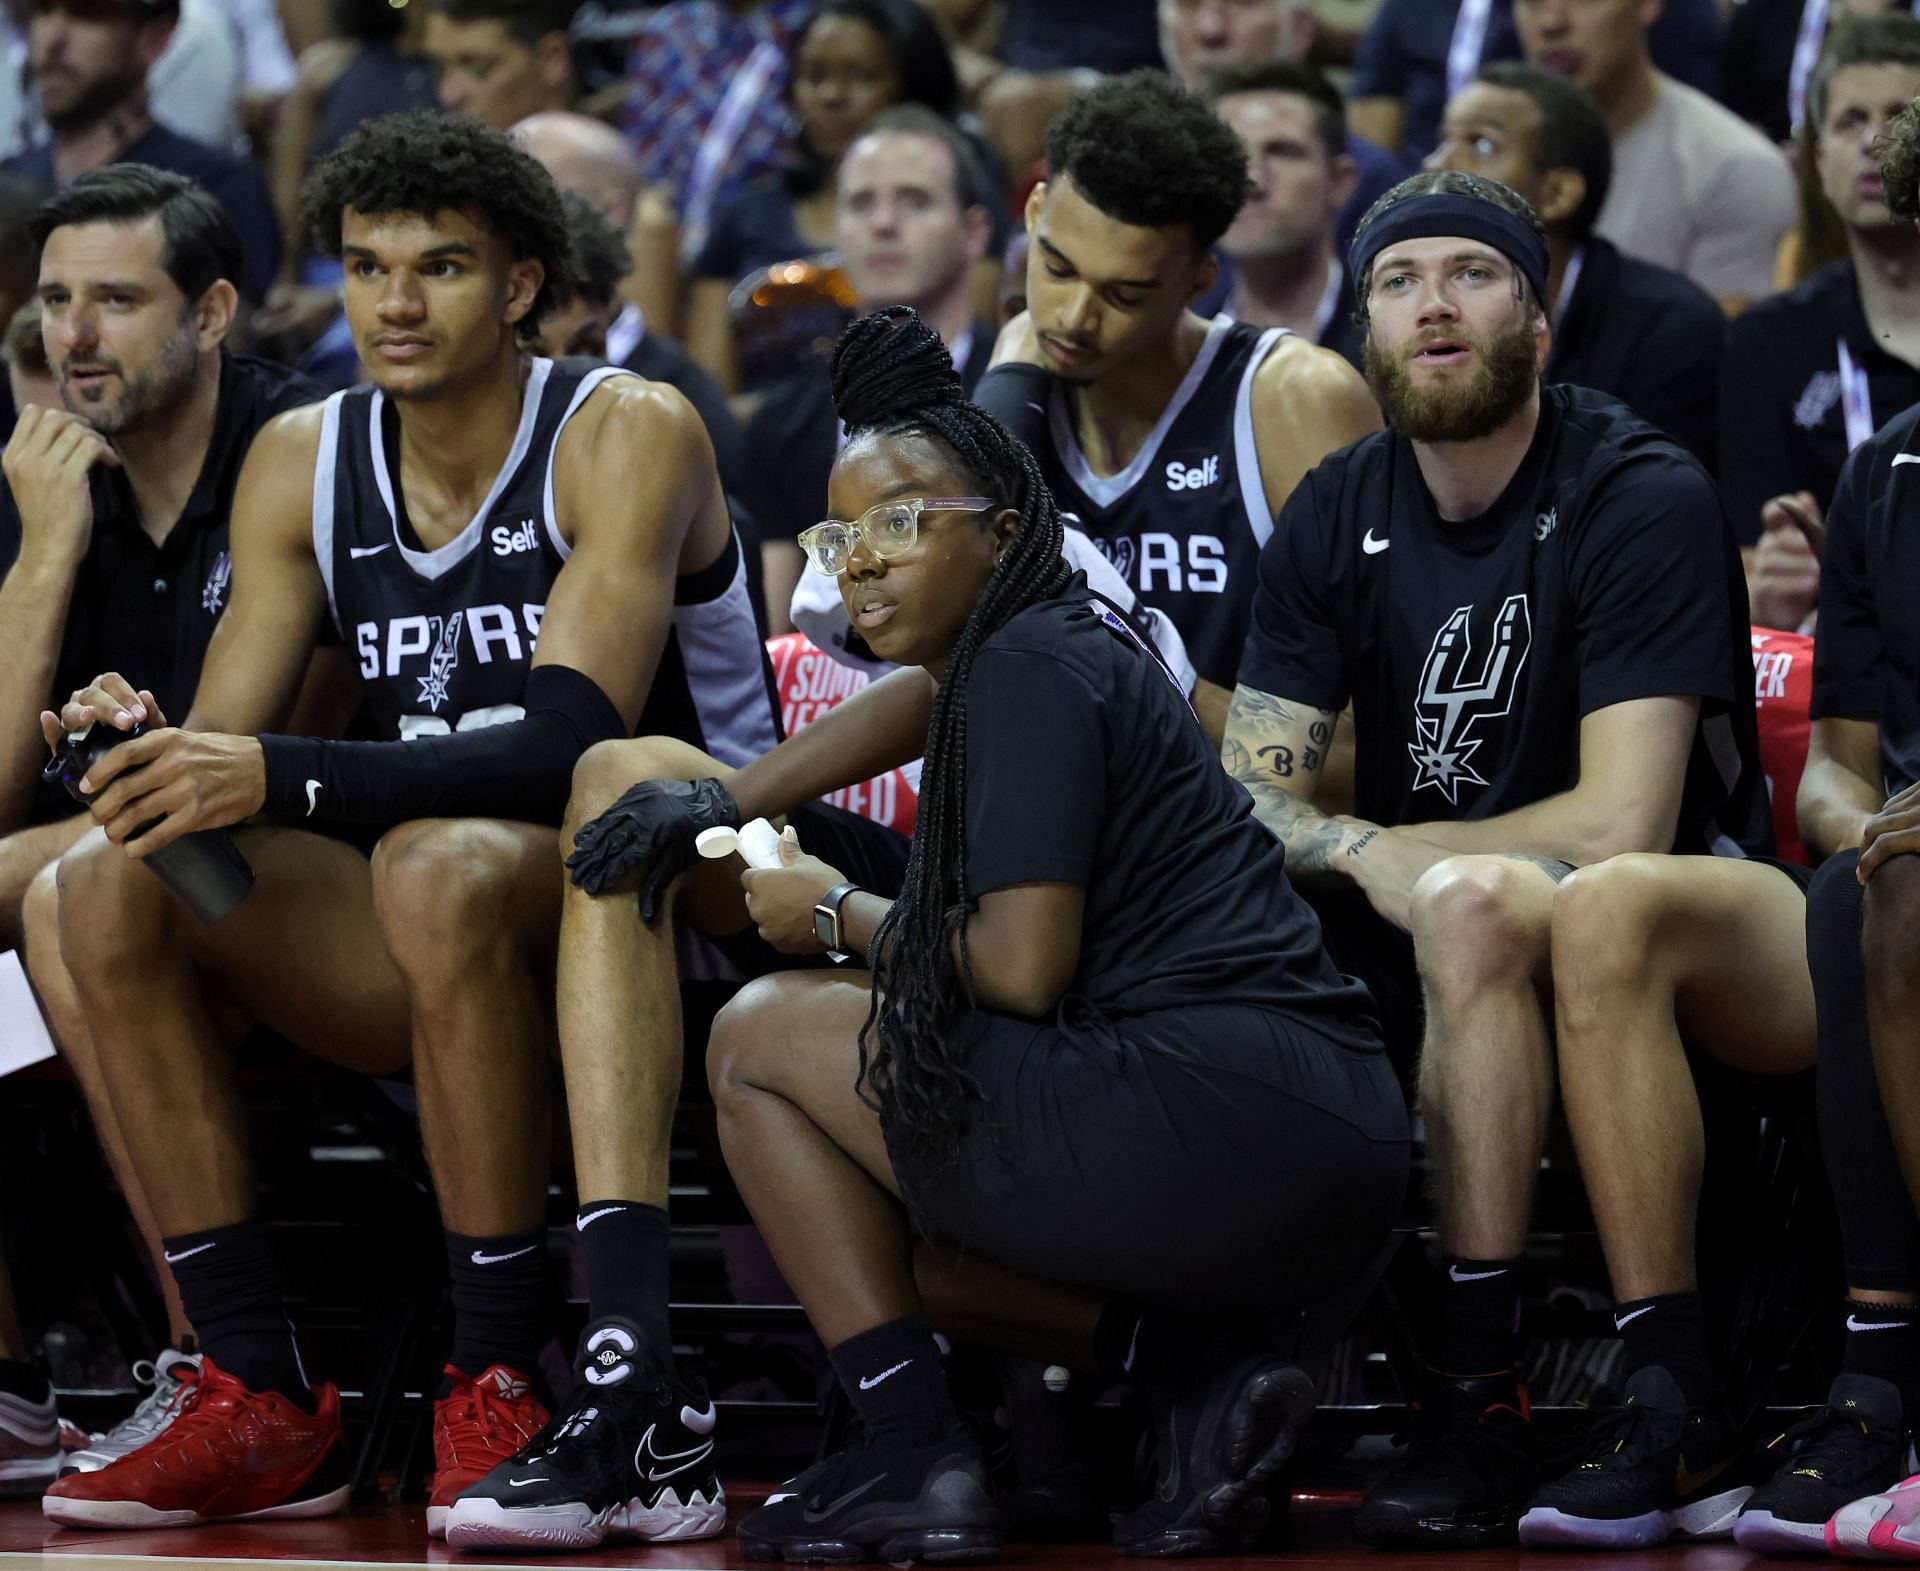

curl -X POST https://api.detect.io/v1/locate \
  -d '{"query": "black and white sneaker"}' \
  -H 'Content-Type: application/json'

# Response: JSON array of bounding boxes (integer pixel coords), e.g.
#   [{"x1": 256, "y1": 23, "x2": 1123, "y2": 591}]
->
[
  {"x1": 444, "y1": 1318, "x2": 725, "y2": 1551},
  {"x1": 1735, "y1": 1375, "x2": 1916, "y2": 1555},
  {"x1": 1112, "y1": 1354, "x2": 1317, "y2": 1557},
  {"x1": 737, "y1": 1426, "x2": 1000, "y2": 1564}
]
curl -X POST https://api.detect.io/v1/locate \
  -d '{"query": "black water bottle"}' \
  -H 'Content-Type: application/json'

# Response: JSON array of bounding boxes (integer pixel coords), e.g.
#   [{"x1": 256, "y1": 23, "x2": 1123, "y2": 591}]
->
[{"x1": 44, "y1": 722, "x2": 255, "y2": 922}]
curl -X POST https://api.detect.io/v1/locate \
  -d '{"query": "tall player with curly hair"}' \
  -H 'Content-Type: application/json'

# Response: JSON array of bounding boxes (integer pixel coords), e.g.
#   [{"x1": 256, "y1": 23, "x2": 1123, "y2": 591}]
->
[
  {"x1": 30, "y1": 110, "x2": 774, "y2": 1537},
  {"x1": 695, "y1": 309, "x2": 1405, "y2": 1562}
]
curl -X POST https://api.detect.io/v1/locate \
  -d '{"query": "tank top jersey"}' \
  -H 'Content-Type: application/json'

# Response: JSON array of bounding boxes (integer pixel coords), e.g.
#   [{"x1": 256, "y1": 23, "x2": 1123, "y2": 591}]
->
[
  {"x1": 312, "y1": 355, "x2": 781, "y2": 764},
  {"x1": 975, "y1": 315, "x2": 1290, "y2": 689}
]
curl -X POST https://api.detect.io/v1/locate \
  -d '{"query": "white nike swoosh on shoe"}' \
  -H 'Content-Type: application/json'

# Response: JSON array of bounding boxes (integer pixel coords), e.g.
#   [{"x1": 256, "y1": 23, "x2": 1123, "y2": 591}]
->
[
  {"x1": 1122, "y1": 1319, "x2": 1141, "y2": 1374},
  {"x1": 680, "y1": 1403, "x2": 717, "y2": 1435},
  {"x1": 162, "y1": 1242, "x2": 216, "y2": 1263},
  {"x1": 508, "y1": 1477, "x2": 545, "y2": 1487},
  {"x1": 575, "y1": 1206, "x2": 627, "y2": 1230},
  {"x1": 858, "y1": 1359, "x2": 911, "y2": 1391},
  {"x1": 1893, "y1": 454, "x2": 1920, "y2": 467},
  {"x1": 470, "y1": 1244, "x2": 539, "y2": 1265},
  {"x1": 349, "y1": 542, "x2": 393, "y2": 558},
  {"x1": 1448, "y1": 1264, "x2": 1506, "y2": 1282},
  {"x1": 1615, "y1": 1305, "x2": 1656, "y2": 1329}
]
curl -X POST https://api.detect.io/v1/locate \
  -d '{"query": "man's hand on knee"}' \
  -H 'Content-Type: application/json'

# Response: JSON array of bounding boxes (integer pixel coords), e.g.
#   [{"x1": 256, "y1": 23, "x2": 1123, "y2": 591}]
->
[
  {"x1": 1860, "y1": 781, "x2": 1920, "y2": 884},
  {"x1": 565, "y1": 776, "x2": 740, "y2": 915}
]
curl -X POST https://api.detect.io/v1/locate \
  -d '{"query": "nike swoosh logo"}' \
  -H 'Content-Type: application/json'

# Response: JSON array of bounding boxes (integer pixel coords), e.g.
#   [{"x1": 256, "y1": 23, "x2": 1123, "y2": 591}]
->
[
  {"x1": 680, "y1": 1402, "x2": 717, "y2": 1435},
  {"x1": 1614, "y1": 1305, "x2": 1655, "y2": 1328},
  {"x1": 576, "y1": 1205, "x2": 627, "y2": 1230},
  {"x1": 1893, "y1": 454, "x2": 1920, "y2": 467},
  {"x1": 1362, "y1": 529, "x2": 1390, "y2": 555},
  {"x1": 1026, "y1": 401, "x2": 1044, "y2": 415},
  {"x1": 304, "y1": 779, "x2": 321, "y2": 816},
  {"x1": 349, "y1": 543, "x2": 393, "y2": 558},
  {"x1": 1848, "y1": 1314, "x2": 1912, "y2": 1331},
  {"x1": 1448, "y1": 1264, "x2": 1506, "y2": 1282},
  {"x1": 803, "y1": 1474, "x2": 885, "y2": 1522},
  {"x1": 470, "y1": 1244, "x2": 538, "y2": 1265},
  {"x1": 858, "y1": 1359, "x2": 912, "y2": 1391},
  {"x1": 163, "y1": 1242, "x2": 216, "y2": 1263},
  {"x1": 635, "y1": 1423, "x2": 714, "y2": 1483},
  {"x1": 1122, "y1": 1318, "x2": 1141, "y2": 1374},
  {"x1": 508, "y1": 1477, "x2": 545, "y2": 1487},
  {"x1": 1675, "y1": 1453, "x2": 1737, "y2": 1497}
]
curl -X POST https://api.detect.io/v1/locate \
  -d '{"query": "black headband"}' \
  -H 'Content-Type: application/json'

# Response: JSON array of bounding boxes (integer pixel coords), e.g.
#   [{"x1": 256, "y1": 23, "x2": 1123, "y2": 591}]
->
[{"x1": 1348, "y1": 193, "x2": 1550, "y2": 318}]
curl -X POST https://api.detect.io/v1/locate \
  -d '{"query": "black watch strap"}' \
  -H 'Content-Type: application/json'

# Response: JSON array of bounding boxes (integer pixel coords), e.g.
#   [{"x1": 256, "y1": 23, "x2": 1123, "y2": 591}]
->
[{"x1": 814, "y1": 881, "x2": 861, "y2": 958}]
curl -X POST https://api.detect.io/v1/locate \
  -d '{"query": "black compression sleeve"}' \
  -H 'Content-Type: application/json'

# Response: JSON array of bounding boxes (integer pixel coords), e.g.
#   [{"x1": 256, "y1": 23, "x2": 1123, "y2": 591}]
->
[{"x1": 257, "y1": 664, "x2": 625, "y2": 827}]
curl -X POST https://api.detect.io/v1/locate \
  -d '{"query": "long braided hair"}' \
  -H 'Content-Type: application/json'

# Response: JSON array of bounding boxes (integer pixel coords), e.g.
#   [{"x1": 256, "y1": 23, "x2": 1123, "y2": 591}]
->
[{"x1": 830, "y1": 307, "x2": 1074, "y2": 1185}]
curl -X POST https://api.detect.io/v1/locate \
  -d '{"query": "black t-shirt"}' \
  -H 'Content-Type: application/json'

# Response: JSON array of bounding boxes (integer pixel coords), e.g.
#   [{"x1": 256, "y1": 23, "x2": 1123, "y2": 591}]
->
[
  {"x1": 1716, "y1": 259, "x2": 1920, "y2": 546},
  {"x1": 1240, "y1": 384, "x2": 1773, "y2": 856},
  {"x1": 6, "y1": 127, "x2": 282, "y2": 303},
  {"x1": 1548, "y1": 236, "x2": 1725, "y2": 469},
  {"x1": 1810, "y1": 400, "x2": 1920, "y2": 796},
  {"x1": 962, "y1": 580, "x2": 1378, "y2": 1042},
  {"x1": 0, "y1": 354, "x2": 323, "y2": 824}
]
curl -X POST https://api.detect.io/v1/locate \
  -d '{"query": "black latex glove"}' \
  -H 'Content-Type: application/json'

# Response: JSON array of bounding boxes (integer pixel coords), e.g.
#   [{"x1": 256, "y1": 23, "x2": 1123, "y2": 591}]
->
[{"x1": 565, "y1": 776, "x2": 741, "y2": 916}]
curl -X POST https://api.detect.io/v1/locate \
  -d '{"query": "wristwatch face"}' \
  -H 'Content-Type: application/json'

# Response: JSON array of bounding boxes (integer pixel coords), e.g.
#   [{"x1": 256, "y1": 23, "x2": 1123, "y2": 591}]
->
[{"x1": 813, "y1": 903, "x2": 837, "y2": 952}]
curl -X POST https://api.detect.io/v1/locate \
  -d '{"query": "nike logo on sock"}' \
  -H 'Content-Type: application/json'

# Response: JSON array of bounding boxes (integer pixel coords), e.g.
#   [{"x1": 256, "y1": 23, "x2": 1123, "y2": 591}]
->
[
  {"x1": 575, "y1": 1205, "x2": 628, "y2": 1230},
  {"x1": 163, "y1": 1242, "x2": 216, "y2": 1263},
  {"x1": 1615, "y1": 1306, "x2": 1656, "y2": 1329},
  {"x1": 1122, "y1": 1317, "x2": 1142, "y2": 1374},
  {"x1": 1848, "y1": 1314, "x2": 1913, "y2": 1332},
  {"x1": 1448, "y1": 1264, "x2": 1507, "y2": 1282},
  {"x1": 858, "y1": 1359, "x2": 912, "y2": 1391},
  {"x1": 470, "y1": 1244, "x2": 539, "y2": 1266}
]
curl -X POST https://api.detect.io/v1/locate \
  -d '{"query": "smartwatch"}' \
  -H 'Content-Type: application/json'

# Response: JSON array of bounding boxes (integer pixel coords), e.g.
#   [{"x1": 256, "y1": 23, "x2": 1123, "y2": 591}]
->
[{"x1": 813, "y1": 882, "x2": 861, "y2": 961}]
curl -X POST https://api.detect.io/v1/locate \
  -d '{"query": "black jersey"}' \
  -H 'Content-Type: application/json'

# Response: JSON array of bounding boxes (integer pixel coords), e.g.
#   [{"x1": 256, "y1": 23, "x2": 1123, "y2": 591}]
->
[
  {"x1": 1241, "y1": 384, "x2": 1773, "y2": 858},
  {"x1": 974, "y1": 316, "x2": 1290, "y2": 688},
  {"x1": 313, "y1": 355, "x2": 779, "y2": 763}
]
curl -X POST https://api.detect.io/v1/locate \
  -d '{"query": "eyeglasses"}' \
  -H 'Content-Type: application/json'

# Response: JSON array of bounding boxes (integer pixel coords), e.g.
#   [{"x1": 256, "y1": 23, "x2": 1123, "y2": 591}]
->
[{"x1": 797, "y1": 496, "x2": 993, "y2": 576}]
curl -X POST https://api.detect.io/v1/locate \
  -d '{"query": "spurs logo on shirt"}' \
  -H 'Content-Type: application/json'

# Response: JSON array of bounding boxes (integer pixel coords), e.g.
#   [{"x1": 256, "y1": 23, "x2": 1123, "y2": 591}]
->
[
  {"x1": 1409, "y1": 595, "x2": 1533, "y2": 804},
  {"x1": 201, "y1": 550, "x2": 232, "y2": 616}
]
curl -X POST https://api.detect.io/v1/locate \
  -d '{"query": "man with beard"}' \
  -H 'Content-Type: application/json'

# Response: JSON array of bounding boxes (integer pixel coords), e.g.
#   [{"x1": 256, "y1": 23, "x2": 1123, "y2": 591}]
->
[
  {"x1": 1225, "y1": 168, "x2": 1772, "y2": 1549},
  {"x1": 2, "y1": 0, "x2": 279, "y2": 302},
  {"x1": 976, "y1": 70, "x2": 1379, "y2": 736}
]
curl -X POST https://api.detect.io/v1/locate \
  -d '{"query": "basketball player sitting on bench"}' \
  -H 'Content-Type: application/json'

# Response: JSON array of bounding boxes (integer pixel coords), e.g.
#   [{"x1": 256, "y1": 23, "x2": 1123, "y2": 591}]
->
[
  {"x1": 28, "y1": 110, "x2": 771, "y2": 1541},
  {"x1": 1224, "y1": 169, "x2": 1773, "y2": 1551}
]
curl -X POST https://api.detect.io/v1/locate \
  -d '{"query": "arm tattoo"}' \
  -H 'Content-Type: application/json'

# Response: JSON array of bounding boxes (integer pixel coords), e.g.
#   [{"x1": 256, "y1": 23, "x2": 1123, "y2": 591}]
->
[{"x1": 1222, "y1": 687, "x2": 1345, "y2": 878}]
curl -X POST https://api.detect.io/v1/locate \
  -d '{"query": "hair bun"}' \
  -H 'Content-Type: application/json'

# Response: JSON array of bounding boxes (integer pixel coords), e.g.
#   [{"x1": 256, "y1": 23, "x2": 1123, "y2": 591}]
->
[{"x1": 830, "y1": 306, "x2": 968, "y2": 432}]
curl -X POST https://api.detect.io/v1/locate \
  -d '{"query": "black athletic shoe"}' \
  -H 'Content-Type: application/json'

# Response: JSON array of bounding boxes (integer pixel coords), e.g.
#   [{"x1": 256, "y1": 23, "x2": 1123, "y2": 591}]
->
[
  {"x1": 736, "y1": 1426, "x2": 1000, "y2": 1564},
  {"x1": 1111, "y1": 1355, "x2": 1316, "y2": 1557},
  {"x1": 1517, "y1": 1365, "x2": 1752, "y2": 1549},
  {"x1": 1734, "y1": 1375, "x2": 1917, "y2": 1556},
  {"x1": 443, "y1": 1317, "x2": 725, "y2": 1551},
  {"x1": 1354, "y1": 1370, "x2": 1536, "y2": 1547}
]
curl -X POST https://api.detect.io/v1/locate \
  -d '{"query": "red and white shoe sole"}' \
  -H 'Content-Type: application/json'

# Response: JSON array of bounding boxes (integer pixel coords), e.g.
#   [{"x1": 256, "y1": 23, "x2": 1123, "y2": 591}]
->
[{"x1": 42, "y1": 1482, "x2": 351, "y2": 1531}]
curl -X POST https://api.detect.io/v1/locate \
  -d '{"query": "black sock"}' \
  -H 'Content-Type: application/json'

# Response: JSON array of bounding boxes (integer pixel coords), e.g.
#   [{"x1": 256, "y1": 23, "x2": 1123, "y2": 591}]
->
[
  {"x1": 828, "y1": 1315, "x2": 957, "y2": 1449},
  {"x1": 1613, "y1": 1291, "x2": 1714, "y2": 1403},
  {"x1": 1093, "y1": 1299, "x2": 1149, "y2": 1387},
  {"x1": 1434, "y1": 1255, "x2": 1520, "y2": 1376},
  {"x1": 444, "y1": 1227, "x2": 547, "y2": 1379},
  {"x1": 1841, "y1": 1298, "x2": 1920, "y2": 1417},
  {"x1": 0, "y1": 1358, "x2": 49, "y2": 1405},
  {"x1": 163, "y1": 1220, "x2": 314, "y2": 1411},
  {"x1": 576, "y1": 1201, "x2": 673, "y2": 1366}
]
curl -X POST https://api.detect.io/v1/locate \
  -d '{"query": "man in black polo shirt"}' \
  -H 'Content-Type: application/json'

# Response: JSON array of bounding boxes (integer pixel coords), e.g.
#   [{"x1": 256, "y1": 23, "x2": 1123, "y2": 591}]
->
[
  {"x1": 1427, "y1": 61, "x2": 1724, "y2": 465},
  {"x1": 2, "y1": 0, "x2": 280, "y2": 302},
  {"x1": 1226, "y1": 169, "x2": 1771, "y2": 1548},
  {"x1": 1717, "y1": 16, "x2": 1920, "y2": 588}
]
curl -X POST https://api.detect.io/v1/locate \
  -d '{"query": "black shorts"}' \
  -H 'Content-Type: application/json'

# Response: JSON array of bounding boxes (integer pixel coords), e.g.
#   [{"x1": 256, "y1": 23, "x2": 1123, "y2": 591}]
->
[{"x1": 895, "y1": 1002, "x2": 1410, "y2": 1315}]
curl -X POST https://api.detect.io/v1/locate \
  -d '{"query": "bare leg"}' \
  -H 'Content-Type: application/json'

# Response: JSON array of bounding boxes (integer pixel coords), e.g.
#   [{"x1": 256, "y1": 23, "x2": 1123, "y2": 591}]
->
[
  {"x1": 22, "y1": 860, "x2": 190, "y2": 1343},
  {"x1": 371, "y1": 819, "x2": 560, "y2": 1235},
  {"x1": 46, "y1": 825, "x2": 411, "y2": 1237},
  {"x1": 1409, "y1": 855, "x2": 1560, "y2": 1259},
  {"x1": 1552, "y1": 854, "x2": 1815, "y2": 1301},
  {"x1": 0, "y1": 817, "x2": 89, "y2": 952}
]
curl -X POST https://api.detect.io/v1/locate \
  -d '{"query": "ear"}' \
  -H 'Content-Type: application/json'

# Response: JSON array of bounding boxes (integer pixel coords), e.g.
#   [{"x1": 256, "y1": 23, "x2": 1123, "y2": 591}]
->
[
  {"x1": 1023, "y1": 181, "x2": 1046, "y2": 234},
  {"x1": 1535, "y1": 167, "x2": 1585, "y2": 228},
  {"x1": 961, "y1": 202, "x2": 992, "y2": 263},
  {"x1": 135, "y1": 14, "x2": 175, "y2": 69},
  {"x1": 534, "y1": 29, "x2": 572, "y2": 93},
  {"x1": 192, "y1": 278, "x2": 239, "y2": 349},
  {"x1": 1330, "y1": 151, "x2": 1360, "y2": 212},
  {"x1": 503, "y1": 256, "x2": 544, "y2": 327},
  {"x1": 1286, "y1": 3, "x2": 1315, "y2": 60},
  {"x1": 1184, "y1": 246, "x2": 1220, "y2": 307},
  {"x1": 989, "y1": 506, "x2": 1020, "y2": 559}
]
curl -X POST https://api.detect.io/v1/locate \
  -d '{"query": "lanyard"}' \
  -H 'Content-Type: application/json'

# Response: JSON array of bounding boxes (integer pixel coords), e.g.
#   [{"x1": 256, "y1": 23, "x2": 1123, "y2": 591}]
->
[
  {"x1": 1552, "y1": 244, "x2": 1585, "y2": 326},
  {"x1": 1312, "y1": 260, "x2": 1344, "y2": 344},
  {"x1": 1792, "y1": 0, "x2": 1920, "y2": 132},
  {"x1": 678, "y1": 37, "x2": 784, "y2": 268},
  {"x1": 1838, "y1": 337, "x2": 1875, "y2": 451},
  {"x1": 1446, "y1": 0, "x2": 1495, "y2": 101}
]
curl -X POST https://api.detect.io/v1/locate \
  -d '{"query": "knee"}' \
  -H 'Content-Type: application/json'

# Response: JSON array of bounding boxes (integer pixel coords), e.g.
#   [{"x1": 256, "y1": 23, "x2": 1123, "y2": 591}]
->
[
  {"x1": 51, "y1": 830, "x2": 168, "y2": 979},
  {"x1": 21, "y1": 859, "x2": 64, "y2": 992},
  {"x1": 563, "y1": 736, "x2": 710, "y2": 843},
  {"x1": 1550, "y1": 855, "x2": 1669, "y2": 987},
  {"x1": 706, "y1": 975, "x2": 788, "y2": 1108},
  {"x1": 371, "y1": 819, "x2": 527, "y2": 974},
  {"x1": 1409, "y1": 856, "x2": 1548, "y2": 1005},
  {"x1": 1863, "y1": 854, "x2": 1920, "y2": 992}
]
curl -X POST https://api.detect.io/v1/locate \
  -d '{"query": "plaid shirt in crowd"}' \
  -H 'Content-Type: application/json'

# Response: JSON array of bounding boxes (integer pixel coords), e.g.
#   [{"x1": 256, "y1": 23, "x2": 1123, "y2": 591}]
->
[{"x1": 621, "y1": 0, "x2": 813, "y2": 217}]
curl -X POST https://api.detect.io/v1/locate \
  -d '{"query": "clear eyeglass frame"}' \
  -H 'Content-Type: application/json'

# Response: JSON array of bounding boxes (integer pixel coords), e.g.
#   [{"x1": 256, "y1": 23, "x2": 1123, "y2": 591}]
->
[{"x1": 797, "y1": 496, "x2": 994, "y2": 576}]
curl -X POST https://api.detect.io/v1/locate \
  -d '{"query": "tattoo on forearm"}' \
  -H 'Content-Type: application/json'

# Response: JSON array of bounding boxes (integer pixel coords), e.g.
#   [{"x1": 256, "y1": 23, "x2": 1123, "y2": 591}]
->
[
  {"x1": 1345, "y1": 829, "x2": 1378, "y2": 857},
  {"x1": 1222, "y1": 687, "x2": 1344, "y2": 877}
]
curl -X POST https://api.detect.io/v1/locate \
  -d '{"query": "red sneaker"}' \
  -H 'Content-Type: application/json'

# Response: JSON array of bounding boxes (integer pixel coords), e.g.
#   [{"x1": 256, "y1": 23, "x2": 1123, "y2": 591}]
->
[
  {"x1": 42, "y1": 1358, "x2": 347, "y2": 1530},
  {"x1": 428, "y1": 1365, "x2": 549, "y2": 1539}
]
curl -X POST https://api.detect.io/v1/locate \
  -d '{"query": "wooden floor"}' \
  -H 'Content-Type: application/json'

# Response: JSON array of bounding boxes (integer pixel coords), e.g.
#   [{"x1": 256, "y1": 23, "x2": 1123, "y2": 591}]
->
[{"x1": 0, "y1": 1491, "x2": 1804, "y2": 1570}]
